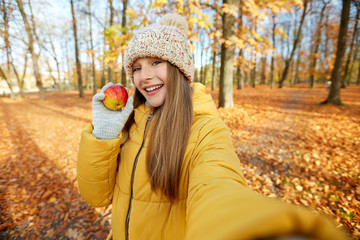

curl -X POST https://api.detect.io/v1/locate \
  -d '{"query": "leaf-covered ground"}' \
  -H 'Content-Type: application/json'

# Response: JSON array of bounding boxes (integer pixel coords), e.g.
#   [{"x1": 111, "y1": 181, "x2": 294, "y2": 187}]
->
[{"x1": 0, "y1": 84, "x2": 359, "y2": 239}]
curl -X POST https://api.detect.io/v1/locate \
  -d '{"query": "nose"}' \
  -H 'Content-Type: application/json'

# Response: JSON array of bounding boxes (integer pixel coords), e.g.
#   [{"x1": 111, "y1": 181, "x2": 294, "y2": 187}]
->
[{"x1": 140, "y1": 64, "x2": 153, "y2": 82}]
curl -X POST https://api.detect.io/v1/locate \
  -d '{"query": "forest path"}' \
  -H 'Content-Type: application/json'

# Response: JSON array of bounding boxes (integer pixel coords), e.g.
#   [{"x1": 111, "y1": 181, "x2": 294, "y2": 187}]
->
[
  {"x1": 235, "y1": 89, "x2": 310, "y2": 175},
  {"x1": 220, "y1": 88, "x2": 315, "y2": 196},
  {"x1": 0, "y1": 92, "x2": 111, "y2": 240}
]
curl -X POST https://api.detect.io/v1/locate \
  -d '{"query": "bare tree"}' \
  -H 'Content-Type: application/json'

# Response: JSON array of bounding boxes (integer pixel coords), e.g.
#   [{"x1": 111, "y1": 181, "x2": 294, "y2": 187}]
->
[
  {"x1": 62, "y1": 37, "x2": 71, "y2": 88},
  {"x1": 199, "y1": 33, "x2": 205, "y2": 84},
  {"x1": 319, "y1": 6, "x2": 332, "y2": 82},
  {"x1": 1, "y1": 0, "x2": 10, "y2": 70},
  {"x1": 236, "y1": 49, "x2": 243, "y2": 90},
  {"x1": 251, "y1": 51, "x2": 256, "y2": 88},
  {"x1": 107, "y1": 0, "x2": 114, "y2": 83},
  {"x1": 42, "y1": 31, "x2": 62, "y2": 91},
  {"x1": 7, "y1": 50, "x2": 28, "y2": 97},
  {"x1": 1, "y1": 0, "x2": 15, "y2": 97},
  {"x1": 70, "y1": 0, "x2": 84, "y2": 98},
  {"x1": 322, "y1": 0, "x2": 351, "y2": 105},
  {"x1": 211, "y1": 49, "x2": 217, "y2": 91},
  {"x1": 87, "y1": 0, "x2": 97, "y2": 94},
  {"x1": 0, "y1": 67, "x2": 14, "y2": 96},
  {"x1": 16, "y1": 0, "x2": 46, "y2": 99},
  {"x1": 236, "y1": 3, "x2": 244, "y2": 90},
  {"x1": 121, "y1": 0, "x2": 128, "y2": 86},
  {"x1": 279, "y1": 0, "x2": 309, "y2": 88},
  {"x1": 260, "y1": 56, "x2": 266, "y2": 85},
  {"x1": 46, "y1": 58, "x2": 57, "y2": 86},
  {"x1": 270, "y1": 14, "x2": 276, "y2": 89},
  {"x1": 348, "y1": 32, "x2": 359, "y2": 85},
  {"x1": 309, "y1": 0, "x2": 330, "y2": 88},
  {"x1": 101, "y1": 5, "x2": 109, "y2": 88},
  {"x1": 294, "y1": 45, "x2": 301, "y2": 85}
]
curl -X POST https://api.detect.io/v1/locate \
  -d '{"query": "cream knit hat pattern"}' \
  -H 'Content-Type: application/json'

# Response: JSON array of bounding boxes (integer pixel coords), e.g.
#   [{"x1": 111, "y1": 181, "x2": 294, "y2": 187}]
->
[{"x1": 124, "y1": 14, "x2": 194, "y2": 82}]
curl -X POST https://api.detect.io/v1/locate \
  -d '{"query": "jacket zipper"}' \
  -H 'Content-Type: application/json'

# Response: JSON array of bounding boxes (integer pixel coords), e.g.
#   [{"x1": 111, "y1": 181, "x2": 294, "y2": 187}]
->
[{"x1": 125, "y1": 111, "x2": 153, "y2": 240}]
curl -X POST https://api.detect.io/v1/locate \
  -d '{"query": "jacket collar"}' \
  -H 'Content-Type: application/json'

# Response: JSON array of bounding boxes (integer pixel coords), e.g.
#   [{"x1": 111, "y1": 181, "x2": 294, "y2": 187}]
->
[{"x1": 191, "y1": 83, "x2": 219, "y2": 118}]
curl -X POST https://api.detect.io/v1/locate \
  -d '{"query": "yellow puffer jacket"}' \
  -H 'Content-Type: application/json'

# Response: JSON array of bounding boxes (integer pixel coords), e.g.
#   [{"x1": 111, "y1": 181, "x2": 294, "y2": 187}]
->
[{"x1": 77, "y1": 83, "x2": 347, "y2": 240}]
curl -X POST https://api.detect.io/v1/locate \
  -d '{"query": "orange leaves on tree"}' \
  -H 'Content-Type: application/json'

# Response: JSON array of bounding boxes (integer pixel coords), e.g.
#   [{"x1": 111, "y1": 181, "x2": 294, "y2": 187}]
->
[{"x1": 222, "y1": 3, "x2": 238, "y2": 17}]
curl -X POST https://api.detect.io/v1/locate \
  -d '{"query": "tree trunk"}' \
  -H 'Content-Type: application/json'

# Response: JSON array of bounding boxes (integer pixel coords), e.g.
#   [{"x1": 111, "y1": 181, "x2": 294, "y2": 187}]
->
[
  {"x1": 0, "y1": 66, "x2": 14, "y2": 97},
  {"x1": 251, "y1": 52, "x2": 256, "y2": 88},
  {"x1": 270, "y1": 14, "x2": 276, "y2": 89},
  {"x1": 63, "y1": 39, "x2": 71, "y2": 89},
  {"x1": 88, "y1": 0, "x2": 97, "y2": 94},
  {"x1": 320, "y1": 7, "x2": 331, "y2": 82},
  {"x1": 194, "y1": 69, "x2": 199, "y2": 82},
  {"x1": 341, "y1": 4, "x2": 359, "y2": 87},
  {"x1": 9, "y1": 51, "x2": 27, "y2": 96},
  {"x1": 203, "y1": 52, "x2": 209, "y2": 85},
  {"x1": 211, "y1": 50, "x2": 217, "y2": 91},
  {"x1": 322, "y1": 0, "x2": 351, "y2": 105},
  {"x1": 47, "y1": 34, "x2": 62, "y2": 90},
  {"x1": 309, "y1": 2, "x2": 327, "y2": 88},
  {"x1": 107, "y1": 0, "x2": 114, "y2": 83},
  {"x1": 16, "y1": 0, "x2": 46, "y2": 99},
  {"x1": 347, "y1": 41, "x2": 358, "y2": 85},
  {"x1": 200, "y1": 42, "x2": 204, "y2": 84},
  {"x1": 294, "y1": 46, "x2": 301, "y2": 85},
  {"x1": 236, "y1": 49, "x2": 244, "y2": 90},
  {"x1": 101, "y1": 5, "x2": 109, "y2": 88},
  {"x1": 236, "y1": 5, "x2": 244, "y2": 90},
  {"x1": 46, "y1": 59, "x2": 57, "y2": 86},
  {"x1": 19, "y1": 52, "x2": 27, "y2": 96},
  {"x1": 1, "y1": 0, "x2": 10, "y2": 71},
  {"x1": 260, "y1": 56, "x2": 266, "y2": 85},
  {"x1": 236, "y1": 66, "x2": 243, "y2": 90},
  {"x1": 2, "y1": 0, "x2": 15, "y2": 97},
  {"x1": 290, "y1": 13, "x2": 299, "y2": 87},
  {"x1": 279, "y1": 0, "x2": 308, "y2": 88},
  {"x1": 245, "y1": 71, "x2": 249, "y2": 87},
  {"x1": 70, "y1": 0, "x2": 84, "y2": 98},
  {"x1": 219, "y1": 0, "x2": 235, "y2": 108},
  {"x1": 121, "y1": 0, "x2": 128, "y2": 86}
]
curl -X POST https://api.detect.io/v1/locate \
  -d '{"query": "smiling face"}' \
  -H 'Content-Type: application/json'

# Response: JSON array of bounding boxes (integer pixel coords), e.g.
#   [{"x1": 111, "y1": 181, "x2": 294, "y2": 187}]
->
[{"x1": 132, "y1": 57, "x2": 168, "y2": 108}]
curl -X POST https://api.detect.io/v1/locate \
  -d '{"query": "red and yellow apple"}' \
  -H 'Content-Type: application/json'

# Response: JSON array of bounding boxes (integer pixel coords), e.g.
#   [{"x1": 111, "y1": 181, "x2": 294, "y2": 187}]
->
[{"x1": 102, "y1": 85, "x2": 128, "y2": 111}]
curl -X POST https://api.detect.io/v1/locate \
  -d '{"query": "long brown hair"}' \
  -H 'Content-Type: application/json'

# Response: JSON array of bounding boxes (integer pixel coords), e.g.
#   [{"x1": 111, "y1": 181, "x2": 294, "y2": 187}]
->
[{"x1": 122, "y1": 63, "x2": 193, "y2": 202}]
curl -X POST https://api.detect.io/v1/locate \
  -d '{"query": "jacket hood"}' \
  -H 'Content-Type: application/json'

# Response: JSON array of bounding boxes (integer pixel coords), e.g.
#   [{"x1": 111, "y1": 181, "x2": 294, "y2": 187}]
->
[{"x1": 191, "y1": 82, "x2": 219, "y2": 118}]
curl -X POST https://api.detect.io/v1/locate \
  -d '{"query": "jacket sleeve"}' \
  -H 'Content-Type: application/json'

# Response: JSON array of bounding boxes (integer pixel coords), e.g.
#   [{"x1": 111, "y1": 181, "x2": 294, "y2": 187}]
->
[
  {"x1": 77, "y1": 124, "x2": 121, "y2": 207},
  {"x1": 185, "y1": 117, "x2": 347, "y2": 240}
]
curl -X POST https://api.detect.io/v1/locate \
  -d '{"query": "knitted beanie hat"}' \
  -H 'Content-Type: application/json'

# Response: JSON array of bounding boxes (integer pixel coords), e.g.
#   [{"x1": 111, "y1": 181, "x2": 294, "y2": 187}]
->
[{"x1": 124, "y1": 13, "x2": 194, "y2": 82}]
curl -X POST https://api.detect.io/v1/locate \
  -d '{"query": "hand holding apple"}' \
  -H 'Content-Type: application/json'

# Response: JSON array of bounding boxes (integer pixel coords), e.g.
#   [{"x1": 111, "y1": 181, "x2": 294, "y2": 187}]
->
[
  {"x1": 92, "y1": 82, "x2": 133, "y2": 140},
  {"x1": 102, "y1": 84, "x2": 129, "y2": 111}
]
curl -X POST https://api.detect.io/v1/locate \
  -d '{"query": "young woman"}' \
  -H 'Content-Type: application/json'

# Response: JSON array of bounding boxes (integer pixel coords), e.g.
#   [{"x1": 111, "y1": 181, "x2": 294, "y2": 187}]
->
[{"x1": 77, "y1": 14, "x2": 347, "y2": 240}]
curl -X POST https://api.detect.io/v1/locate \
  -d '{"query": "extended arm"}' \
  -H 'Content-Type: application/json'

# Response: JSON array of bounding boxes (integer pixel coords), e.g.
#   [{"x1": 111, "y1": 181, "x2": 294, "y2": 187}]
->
[{"x1": 185, "y1": 117, "x2": 347, "y2": 240}]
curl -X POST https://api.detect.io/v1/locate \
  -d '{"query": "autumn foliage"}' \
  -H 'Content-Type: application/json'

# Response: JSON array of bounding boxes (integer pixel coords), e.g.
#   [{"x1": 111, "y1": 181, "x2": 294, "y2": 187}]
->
[{"x1": 0, "y1": 84, "x2": 359, "y2": 239}]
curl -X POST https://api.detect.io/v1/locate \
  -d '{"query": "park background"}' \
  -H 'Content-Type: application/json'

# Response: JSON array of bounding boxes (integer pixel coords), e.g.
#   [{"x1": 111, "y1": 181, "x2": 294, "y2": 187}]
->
[{"x1": 1, "y1": 0, "x2": 360, "y2": 239}]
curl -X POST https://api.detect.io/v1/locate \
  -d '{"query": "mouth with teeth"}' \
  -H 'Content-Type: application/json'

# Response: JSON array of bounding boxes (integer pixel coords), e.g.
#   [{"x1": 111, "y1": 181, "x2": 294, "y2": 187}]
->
[{"x1": 145, "y1": 84, "x2": 164, "y2": 92}]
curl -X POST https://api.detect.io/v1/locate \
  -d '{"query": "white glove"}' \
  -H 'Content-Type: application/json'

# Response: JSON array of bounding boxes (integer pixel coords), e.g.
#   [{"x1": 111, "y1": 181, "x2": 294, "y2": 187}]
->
[{"x1": 92, "y1": 82, "x2": 134, "y2": 140}]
